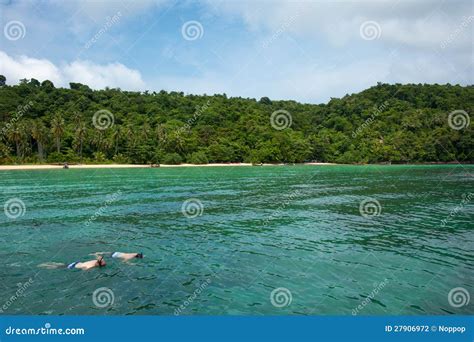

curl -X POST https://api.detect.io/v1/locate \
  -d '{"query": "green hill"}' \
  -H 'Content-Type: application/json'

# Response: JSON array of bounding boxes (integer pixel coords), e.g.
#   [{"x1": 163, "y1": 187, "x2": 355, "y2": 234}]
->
[{"x1": 0, "y1": 77, "x2": 472, "y2": 164}]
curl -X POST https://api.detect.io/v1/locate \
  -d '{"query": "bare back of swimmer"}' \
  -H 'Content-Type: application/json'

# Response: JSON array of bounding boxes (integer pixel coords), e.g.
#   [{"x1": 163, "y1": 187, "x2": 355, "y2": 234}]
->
[
  {"x1": 39, "y1": 256, "x2": 106, "y2": 270},
  {"x1": 91, "y1": 252, "x2": 143, "y2": 261}
]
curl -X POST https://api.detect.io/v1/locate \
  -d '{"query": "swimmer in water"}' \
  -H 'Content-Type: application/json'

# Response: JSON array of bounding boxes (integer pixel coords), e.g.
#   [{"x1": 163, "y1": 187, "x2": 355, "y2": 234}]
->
[
  {"x1": 39, "y1": 256, "x2": 106, "y2": 270},
  {"x1": 91, "y1": 251, "x2": 143, "y2": 261}
]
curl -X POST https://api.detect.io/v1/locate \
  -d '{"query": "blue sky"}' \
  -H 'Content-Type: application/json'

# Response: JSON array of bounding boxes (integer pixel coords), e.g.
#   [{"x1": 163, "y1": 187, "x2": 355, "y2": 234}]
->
[{"x1": 0, "y1": 0, "x2": 472, "y2": 103}]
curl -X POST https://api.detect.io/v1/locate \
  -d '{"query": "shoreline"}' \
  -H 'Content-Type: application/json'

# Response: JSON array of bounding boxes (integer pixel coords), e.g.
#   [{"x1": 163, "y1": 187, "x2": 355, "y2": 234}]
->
[
  {"x1": 0, "y1": 162, "x2": 335, "y2": 171},
  {"x1": 0, "y1": 161, "x2": 469, "y2": 171}
]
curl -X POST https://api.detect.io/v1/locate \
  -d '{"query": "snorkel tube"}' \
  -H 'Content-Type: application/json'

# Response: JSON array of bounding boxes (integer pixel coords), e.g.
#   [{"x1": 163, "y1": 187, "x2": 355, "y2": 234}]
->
[{"x1": 97, "y1": 256, "x2": 105, "y2": 267}]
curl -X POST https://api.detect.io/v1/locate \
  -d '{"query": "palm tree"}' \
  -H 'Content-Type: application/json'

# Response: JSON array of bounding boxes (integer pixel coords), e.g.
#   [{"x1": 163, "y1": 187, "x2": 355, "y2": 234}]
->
[
  {"x1": 123, "y1": 124, "x2": 141, "y2": 159},
  {"x1": 110, "y1": 126, "x2": 123, "y2": 156},
  {"x1": 7, "y1": 122, "x2": 26, "y2": 159},
  {"x1": 92, "y1": 128, "x2": 109, "y2": 153},
  {"x1": 167, "y1": 131, "x2": 185, "y2": 154},
  {"x1": 142, "y1": 121, "x2": 151, "y2": 141},
  {"x1": 30, "y1": 120, "x2": 48, "y2": 161},
  {"x1": 154, "y1": 124, "x2": 166, "y2": 145},
  {"x1": 0, "y1": 142, "x2": 11, "y2": 160},
  {"x1": 73, "y1": 121, "x2": 87, "y2": 162},
  {"x1": 51, "y1": 113, "x2": 65, "y2": 153},
  {"x1": 71, "y1": 111, "x2": 83, "y2": 127},
  {"x1": 125, "y1": 124, "x2": 137, "y2": 149}
]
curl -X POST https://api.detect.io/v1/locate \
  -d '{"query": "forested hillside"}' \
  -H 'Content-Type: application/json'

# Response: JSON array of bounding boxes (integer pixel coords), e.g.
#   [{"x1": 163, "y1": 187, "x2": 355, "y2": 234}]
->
[{"x1": 0, "y1": 77, "x2": 472, "y2": 164}]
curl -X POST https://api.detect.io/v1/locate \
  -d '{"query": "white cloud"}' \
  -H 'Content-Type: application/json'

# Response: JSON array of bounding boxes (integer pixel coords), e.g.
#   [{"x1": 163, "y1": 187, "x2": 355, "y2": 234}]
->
[
  {"x1": 0, "y1": 1, "x2": 471, "y2": 103},
  {"x1": 62, "y1": 60, "x2": 145, "y2": 90},
  {"x1": 209, "y1": 0, "x2": 473, "y2": 50},
  {"x1": 0, "y1": 50, "x2": 146, "y2": 90},
  {"x1": 0, "y1": 51, "x2": 63, "y2": 85},
  {"x1": 174, "y1": 0, "x2": 471, "y2": 102}
]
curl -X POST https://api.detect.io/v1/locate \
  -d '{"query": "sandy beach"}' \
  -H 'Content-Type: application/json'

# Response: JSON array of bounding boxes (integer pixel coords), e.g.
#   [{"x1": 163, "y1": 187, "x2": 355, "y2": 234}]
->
[
  {"x1": 0, "y1": 162, "x2": 337, "y2": 171},
  {"x1": 0, "y1": 164, "x2": 150, "y2": 171}
]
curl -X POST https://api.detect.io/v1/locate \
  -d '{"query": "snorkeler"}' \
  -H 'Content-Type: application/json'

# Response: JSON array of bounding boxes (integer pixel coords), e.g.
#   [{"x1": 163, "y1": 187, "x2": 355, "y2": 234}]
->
[
  {"x1": 39, "y1": 256, "x2": 106, "y2": 270},
  {"x1": 67, "y1": 256, "x2": 106, "y2": 270},
  {"x1": 112, "y1": 252, "x2": 143, "y2": 260},
  {"x1": 91, "y1": 251, "x2": 143, "y2": 261}
]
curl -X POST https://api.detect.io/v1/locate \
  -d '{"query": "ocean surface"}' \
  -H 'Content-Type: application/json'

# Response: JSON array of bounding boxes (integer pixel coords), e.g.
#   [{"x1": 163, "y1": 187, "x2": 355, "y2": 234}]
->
[{"x1": 0, "y1": 165, "x2": 472, "y2": 315}]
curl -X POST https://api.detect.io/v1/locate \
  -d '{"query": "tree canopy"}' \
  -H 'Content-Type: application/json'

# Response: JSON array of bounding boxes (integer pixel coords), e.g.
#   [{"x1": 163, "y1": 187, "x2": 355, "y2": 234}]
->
[{"x1": 0, "y1": 77, "x2": 472, "y2": 164}]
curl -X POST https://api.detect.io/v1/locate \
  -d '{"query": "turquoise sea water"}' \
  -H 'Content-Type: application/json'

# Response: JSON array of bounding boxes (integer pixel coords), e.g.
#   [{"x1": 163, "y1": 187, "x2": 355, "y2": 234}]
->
[{"x1": 0, "y1": 165, "x2": 472, "y2": 315}]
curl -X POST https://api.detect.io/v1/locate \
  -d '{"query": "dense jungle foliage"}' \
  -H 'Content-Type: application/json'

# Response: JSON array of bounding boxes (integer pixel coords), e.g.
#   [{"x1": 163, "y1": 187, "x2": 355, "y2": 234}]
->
[{"x1": 0, "y1": 76, "x2": 472, "y2": 164}]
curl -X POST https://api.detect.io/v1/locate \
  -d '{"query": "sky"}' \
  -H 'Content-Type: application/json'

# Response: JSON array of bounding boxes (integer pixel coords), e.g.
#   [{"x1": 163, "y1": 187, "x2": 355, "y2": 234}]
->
[{"x1": 0, "y1": 0, "x2": 472, "y2": 103}]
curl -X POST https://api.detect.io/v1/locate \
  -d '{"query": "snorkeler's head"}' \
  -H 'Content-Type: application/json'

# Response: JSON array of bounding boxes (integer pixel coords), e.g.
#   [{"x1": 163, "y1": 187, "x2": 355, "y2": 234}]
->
[
  {"x1": 97, "y1": 256, "x2": 106, "y2": 267},
  {"x1": 136, "y1": 253, "x2": 143, "y2": 259}
]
